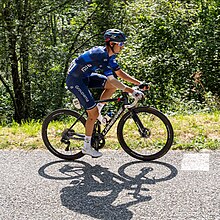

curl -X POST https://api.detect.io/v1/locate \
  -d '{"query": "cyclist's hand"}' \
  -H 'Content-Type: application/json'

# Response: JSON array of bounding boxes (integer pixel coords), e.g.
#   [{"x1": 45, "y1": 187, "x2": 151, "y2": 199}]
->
[
  {"x1": 139, "y1": 81, "x2": 150, "y2": 91},
  {"x1": 132, "y1": 90, "x2": 144, "y2": 100}
]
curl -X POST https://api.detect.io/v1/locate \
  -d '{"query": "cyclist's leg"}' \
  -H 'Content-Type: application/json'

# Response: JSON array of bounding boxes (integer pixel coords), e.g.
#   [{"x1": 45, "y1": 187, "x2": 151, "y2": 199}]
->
[
  {"x1": 98, "y1": 78, "x2": 116, "y2": 121},
  {"x1": 85, "y1": 73, "x2": 116, "y2": 123},
  {"x1": 66, "y1": 74, "x2": 102, "y2": 157},
  {"x1": 85, "y1": 106, "x2": 99, "y2": 136},
  {"x1": 82, "y1": 106, "x2": 102, "y2": 157},
  {"x1": 101, "y1": 79, "x2": 117, "y2": 100},
  {"x1": 67, "y1": 74, "x2": 96, "y2": 110},
  {"x1": 86, "y1": 73, "x2": 116, "y2": 101}
]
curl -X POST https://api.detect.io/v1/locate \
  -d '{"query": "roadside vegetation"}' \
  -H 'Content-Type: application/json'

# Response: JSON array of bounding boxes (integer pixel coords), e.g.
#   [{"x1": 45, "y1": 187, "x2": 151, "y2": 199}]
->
[
  {"x1": 1, "y1": 0, "x2": 220, "y2": 124},
  {"x1": 0, "y1": 0, "x2": 219, "y2": 151},
  {"x1": 0, "y1": 111, "x2": 219, "y2": 151}
]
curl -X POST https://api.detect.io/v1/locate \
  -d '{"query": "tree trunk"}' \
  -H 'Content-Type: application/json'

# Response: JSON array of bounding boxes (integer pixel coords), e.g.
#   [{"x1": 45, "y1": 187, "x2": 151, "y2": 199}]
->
[
  {"x1": 8, "y1": 34, "x2": 25, "y2": 123},
  {"x1": 3, "y1": 0, "x2": 27, "y2": 123},
  {"x1": 20, "y1": 0, "x2": 31, "y2": 118}
]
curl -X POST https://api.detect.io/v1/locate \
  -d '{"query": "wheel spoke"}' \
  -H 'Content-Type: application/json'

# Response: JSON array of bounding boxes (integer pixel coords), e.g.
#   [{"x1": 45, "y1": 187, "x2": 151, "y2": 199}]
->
[
  {"x1": 117, "y1": 107, "x2": 173, "y2": 161},
  {"x1": 42, "y1": 109, "x2": 85, "y2": 160}
]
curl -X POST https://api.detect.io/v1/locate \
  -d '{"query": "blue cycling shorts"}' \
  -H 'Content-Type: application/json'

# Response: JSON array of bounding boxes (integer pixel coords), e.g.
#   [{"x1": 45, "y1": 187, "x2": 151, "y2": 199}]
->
[{"x1": 66, "y1": 72, "x2": 107, "y2": 110}]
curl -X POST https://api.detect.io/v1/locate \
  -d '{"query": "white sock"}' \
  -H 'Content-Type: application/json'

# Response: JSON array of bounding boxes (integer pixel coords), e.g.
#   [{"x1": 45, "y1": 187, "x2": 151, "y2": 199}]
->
[{"x1": 84, "y1": 136, "x2": 92, "y2": 148}]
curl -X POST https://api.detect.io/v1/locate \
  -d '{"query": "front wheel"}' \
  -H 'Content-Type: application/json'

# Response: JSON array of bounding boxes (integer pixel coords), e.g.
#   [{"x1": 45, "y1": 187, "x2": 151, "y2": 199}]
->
[
  {"x1": 42, "y1": 109, "x2": 86, "y2": 160},
  {"x1": 117, "y1": 107, "x2": 174, "y2": 161}
]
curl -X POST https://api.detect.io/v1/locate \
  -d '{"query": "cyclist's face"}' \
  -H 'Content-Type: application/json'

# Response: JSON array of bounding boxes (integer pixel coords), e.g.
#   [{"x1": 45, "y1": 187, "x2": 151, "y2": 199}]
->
[{"x1": 110, "y1": 42, "x2": 124, "y2": 54}]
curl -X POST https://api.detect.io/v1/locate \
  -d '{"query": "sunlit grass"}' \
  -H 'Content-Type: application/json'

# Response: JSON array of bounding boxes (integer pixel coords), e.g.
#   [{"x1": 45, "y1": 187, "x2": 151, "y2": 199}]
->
[
  {"x1": 0, "y1": 111, "x2": 220, "y2": 151},
  {"x1": 170, "y1": 111, "x2": 220, "y2": 150},
  {"x1": 0, "y1": 120, "x2": 42, "y2": 150}
]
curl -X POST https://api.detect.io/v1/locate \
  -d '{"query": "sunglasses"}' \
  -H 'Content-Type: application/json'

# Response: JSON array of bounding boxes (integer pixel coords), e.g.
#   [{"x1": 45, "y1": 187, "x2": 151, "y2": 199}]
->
[{"x1": 114, "y1": 42, "x2": 125, "y2": 47}]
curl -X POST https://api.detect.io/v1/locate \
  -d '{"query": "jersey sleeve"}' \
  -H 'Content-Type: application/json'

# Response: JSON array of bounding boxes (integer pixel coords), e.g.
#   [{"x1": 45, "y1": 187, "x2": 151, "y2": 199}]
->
[
  {"x1": 109, "y1": 55, "x2": 120, "y2": 71},
  {"x1": 103, "y1": 55, "x2": 120, "y2": 77}
]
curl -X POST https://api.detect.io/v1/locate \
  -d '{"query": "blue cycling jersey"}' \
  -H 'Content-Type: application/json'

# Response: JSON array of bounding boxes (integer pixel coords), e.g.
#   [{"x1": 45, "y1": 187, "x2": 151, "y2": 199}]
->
[
  {"x1": 68, "y1": 46, "x2": 120, "y2": 77},
  {"x1": 66, "y1": 46, "x2": 120, "y2": 110}
]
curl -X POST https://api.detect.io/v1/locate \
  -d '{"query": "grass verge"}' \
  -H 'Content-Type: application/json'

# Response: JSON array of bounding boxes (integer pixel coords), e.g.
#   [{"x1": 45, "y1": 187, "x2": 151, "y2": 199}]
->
[{"x1": 0, "y1": 112, "x2": 219, "y2": 151}]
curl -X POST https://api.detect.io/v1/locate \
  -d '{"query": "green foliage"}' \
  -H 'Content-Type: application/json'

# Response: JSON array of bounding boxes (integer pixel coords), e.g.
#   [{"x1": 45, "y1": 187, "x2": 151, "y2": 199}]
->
[
  {"x1": 120, "y1": 0, "x2": 220, "y2": 111},
  {"x1": 0, "y1": 111, "x2": 220, "y2": 150},
  {"x1": 0, "y1": 0, "x2": 219, "y2": 123},
  {"x1": 0, "y1": 86, "x2": 13, "y2": 124}
]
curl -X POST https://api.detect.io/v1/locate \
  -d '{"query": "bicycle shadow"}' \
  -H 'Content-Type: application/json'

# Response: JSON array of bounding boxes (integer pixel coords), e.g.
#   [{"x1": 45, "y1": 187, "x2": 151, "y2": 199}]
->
[{"x1": 38, "y1": 160, "x2": 178, "y2": 220}]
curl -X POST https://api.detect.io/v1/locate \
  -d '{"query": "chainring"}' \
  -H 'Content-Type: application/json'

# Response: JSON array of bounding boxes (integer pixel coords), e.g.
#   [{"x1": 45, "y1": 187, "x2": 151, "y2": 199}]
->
[{"x1": 91, "y1": 133, "x2": 105, "y2": 150}]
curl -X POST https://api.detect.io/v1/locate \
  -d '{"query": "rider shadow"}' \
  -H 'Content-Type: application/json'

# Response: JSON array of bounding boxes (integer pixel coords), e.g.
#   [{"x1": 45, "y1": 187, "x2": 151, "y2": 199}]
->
[{"x1": 38, "y1": 160, "x2": 178, "y2": 220}]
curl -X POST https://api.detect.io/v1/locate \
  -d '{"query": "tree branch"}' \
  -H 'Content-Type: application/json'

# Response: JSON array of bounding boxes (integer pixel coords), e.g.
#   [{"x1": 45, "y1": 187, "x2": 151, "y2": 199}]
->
[
  {"x1": 71, "y1": 33, "x2": 101, "y2": 56},
  {"x1": 0, "y1": 72, "x2": 15, "y2": 108},
  {"x1": 67, "y1": 6, "x2": 98, "y2": 60},
  {"x1": 28, "y1": 0, "x2": 76, "y2": 19}
]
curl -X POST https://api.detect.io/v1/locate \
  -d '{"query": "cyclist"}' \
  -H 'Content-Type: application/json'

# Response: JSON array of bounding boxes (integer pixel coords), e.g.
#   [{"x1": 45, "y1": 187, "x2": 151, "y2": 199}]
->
[{"x1": 66, "y1": 29, "x2": 146, "y2": 158}]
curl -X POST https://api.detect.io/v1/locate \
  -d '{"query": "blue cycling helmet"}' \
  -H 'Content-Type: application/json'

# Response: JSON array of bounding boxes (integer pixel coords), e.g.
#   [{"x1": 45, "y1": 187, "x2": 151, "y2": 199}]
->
[{"x1": 104, "y1": 29, "x2": 126, "y2": 42}]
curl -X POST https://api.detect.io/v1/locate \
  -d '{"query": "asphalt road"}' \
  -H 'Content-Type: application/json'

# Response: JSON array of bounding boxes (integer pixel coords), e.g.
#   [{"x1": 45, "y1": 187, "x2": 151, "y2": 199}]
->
[{"x1": 0, "y1": 149, "x2": 219, "y2": 220}]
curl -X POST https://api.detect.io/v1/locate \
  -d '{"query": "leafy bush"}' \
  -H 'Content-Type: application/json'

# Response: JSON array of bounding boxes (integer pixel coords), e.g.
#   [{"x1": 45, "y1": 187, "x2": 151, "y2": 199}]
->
[
  {"x1": 0, "y1": 0, "x2": 219, "y2": 123},
  {"x1": 119, "y1": 0, "x2": 220, "y2": 112}
]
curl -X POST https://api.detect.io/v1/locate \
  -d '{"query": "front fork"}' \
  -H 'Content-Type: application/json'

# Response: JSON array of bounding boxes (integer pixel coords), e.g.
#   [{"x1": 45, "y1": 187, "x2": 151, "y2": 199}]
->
[{"x1": 130, "y1": 109, "x2": 150, "y2": 138}]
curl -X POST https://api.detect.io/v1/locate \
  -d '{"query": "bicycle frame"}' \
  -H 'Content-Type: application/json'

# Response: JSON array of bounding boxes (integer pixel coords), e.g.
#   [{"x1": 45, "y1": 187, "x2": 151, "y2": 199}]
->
[
  {"x1": 70, "y1": 92, "x2": 131, "y2": 139},
  {"x1": 102, "y1": 105, "x2": 125, "y2": 136},
  {"x1": 97, "y1": 93, "x2": 146, "y2": 137}
]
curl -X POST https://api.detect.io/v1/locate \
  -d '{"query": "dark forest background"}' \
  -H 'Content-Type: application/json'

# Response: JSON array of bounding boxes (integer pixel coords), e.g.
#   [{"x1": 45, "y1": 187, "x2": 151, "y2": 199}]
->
[{"x1": 0, "y1": 0, "x2": 219, "y2": 124}]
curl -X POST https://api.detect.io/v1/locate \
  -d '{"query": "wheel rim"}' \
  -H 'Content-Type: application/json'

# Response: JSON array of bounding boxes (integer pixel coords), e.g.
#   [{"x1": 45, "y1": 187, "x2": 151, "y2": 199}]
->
[
  {"x1": 45, "y1": 111, "x2": 85, "y2": 158},
  {"x1": 120, "y1": 110, "x2": 171, "y2": 157}
]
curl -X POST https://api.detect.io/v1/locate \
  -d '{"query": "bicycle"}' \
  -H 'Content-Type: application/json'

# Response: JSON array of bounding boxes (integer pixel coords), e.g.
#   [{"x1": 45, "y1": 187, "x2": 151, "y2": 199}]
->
[{"x1": 42, "y1": 91, "x2": 174, "y2": 161}]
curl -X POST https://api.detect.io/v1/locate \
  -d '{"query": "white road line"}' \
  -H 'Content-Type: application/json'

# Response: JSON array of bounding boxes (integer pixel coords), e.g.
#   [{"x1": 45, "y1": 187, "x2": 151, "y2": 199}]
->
[{"x1": 181, "y1": 153, "x2": 210, "y2": 171}]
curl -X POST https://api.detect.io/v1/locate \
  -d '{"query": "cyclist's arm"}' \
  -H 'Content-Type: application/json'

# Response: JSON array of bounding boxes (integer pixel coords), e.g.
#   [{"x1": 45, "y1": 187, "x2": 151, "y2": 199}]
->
[
  {"x1": 108, "y1": 55, "x2": 141, "y2": 86},
  {"x1": 107, "y1": 75, "x2": 134, "y2": 93},
  {"x1": 115, "y1": 69, "x2": 141, "y2": 86}
]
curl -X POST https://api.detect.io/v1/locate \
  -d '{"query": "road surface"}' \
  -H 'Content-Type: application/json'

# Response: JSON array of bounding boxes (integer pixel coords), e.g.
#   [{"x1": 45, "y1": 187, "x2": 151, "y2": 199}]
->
[{"x1": 0, "y1": 149, "x2": 219, "y2": 220}]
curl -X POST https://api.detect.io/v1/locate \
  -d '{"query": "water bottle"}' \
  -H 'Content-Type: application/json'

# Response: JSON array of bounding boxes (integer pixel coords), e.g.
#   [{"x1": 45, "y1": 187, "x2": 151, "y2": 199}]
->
[
  {"x1": 108, "y1": 110, "x2": 114, "y2": 118},
  {"x1": 103, "y1": 110, "x2": 113, "y2": 123}
]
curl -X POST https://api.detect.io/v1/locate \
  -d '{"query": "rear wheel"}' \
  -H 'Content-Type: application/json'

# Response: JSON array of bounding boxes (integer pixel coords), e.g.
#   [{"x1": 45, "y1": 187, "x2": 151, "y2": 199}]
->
[
  {"x1": 117, "y1": 107, "x2": 173, "y2": 161},
  {"x1": 42, "y1": 109, "x2": 86, "y2": 160}
]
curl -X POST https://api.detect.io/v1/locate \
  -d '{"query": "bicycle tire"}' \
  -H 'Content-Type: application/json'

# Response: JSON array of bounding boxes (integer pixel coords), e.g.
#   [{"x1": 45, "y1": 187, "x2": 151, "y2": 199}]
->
[
  {"x1": 117, "y1": 106, "x2": 174, "y2": 161},
  {"x1": 42, "y1": 109, "x2": 86, "y2": 160}
]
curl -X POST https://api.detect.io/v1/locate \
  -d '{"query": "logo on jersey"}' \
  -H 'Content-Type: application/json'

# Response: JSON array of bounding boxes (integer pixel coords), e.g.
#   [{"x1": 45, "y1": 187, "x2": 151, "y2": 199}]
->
[{"x1": 81, "y1": 64, "x2": 92, "y2": 73}]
